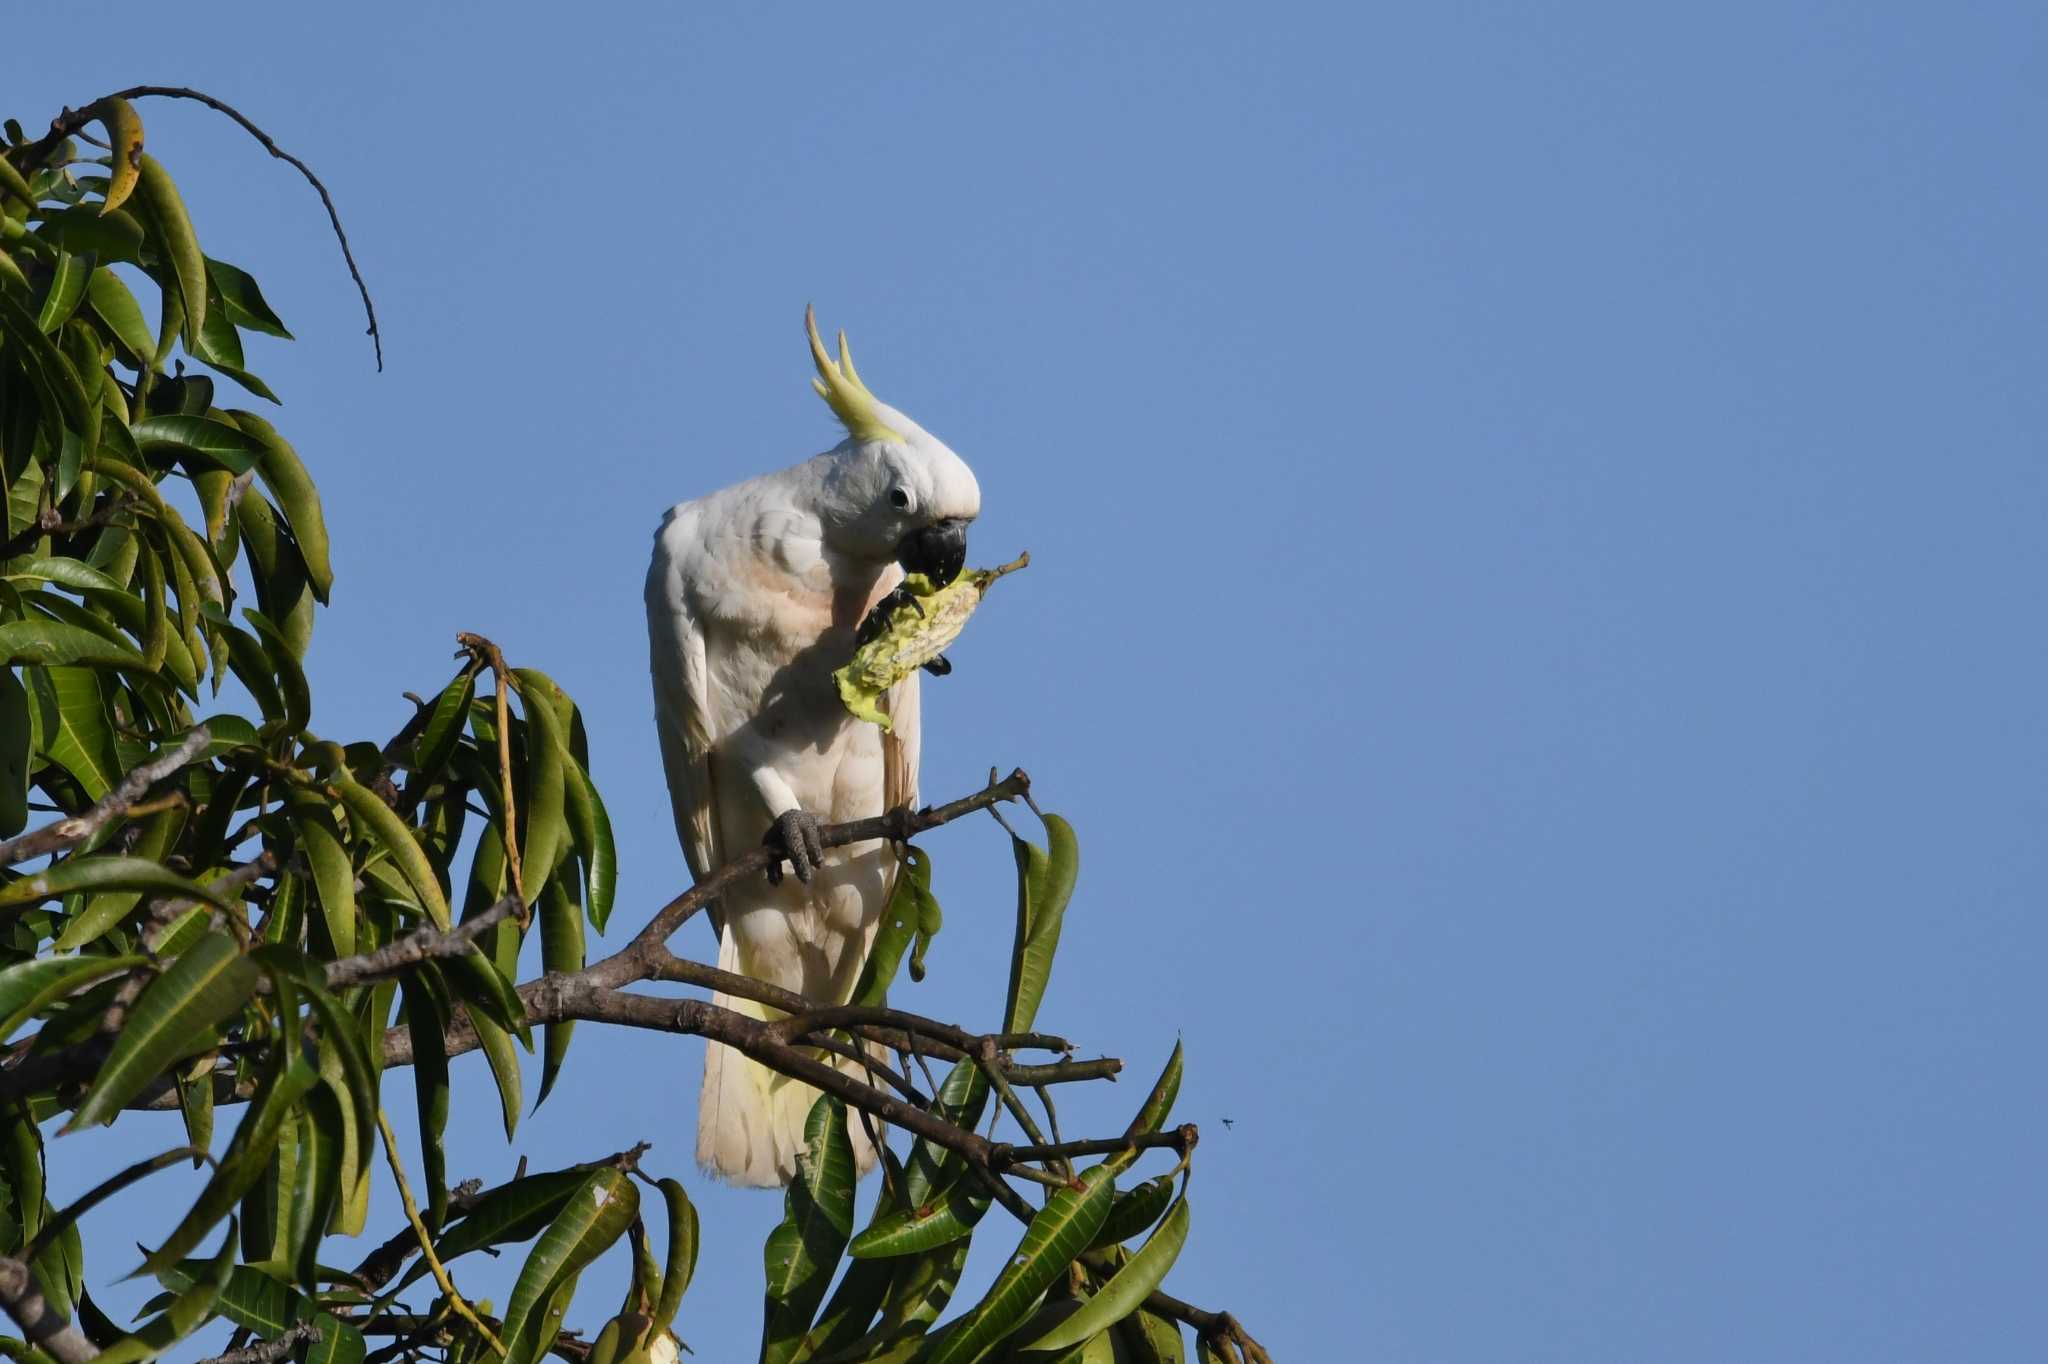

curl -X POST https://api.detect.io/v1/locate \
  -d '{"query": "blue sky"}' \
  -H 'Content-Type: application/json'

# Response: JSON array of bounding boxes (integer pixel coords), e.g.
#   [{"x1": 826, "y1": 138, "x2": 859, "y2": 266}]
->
[{"x1": 17, "y1": 2, "x2": 2048, "y2": 1359}]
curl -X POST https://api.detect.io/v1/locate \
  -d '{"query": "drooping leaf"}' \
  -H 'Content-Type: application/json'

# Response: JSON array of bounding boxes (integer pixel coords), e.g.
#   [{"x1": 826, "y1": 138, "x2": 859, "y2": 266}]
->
[
  {"x1": 328, "y1": 771, "x2": 449, "y2": 928},
  {"x1": 142, "y1": 1052, "x2": 319, "y2": 1275},
  {"x1": 852, "y1": 846, "x2": 932, "y2": 1007},
  {"x1": 0, "y1": 668, "x2": 30, "y2": 837},
  {"x1": 0, "y1": 953, "x2": 144, "y2": 1041},
  {"x1": 1025, "y1": 1196, "x2": 1191, "y2": 1353},
  {"x1": 650, "y1": 1177, "x2": 698, "y2": 1333},
  {"x1": 68, "y1": 932, "x2": 256, "y2": 1130},
  {"x1": 402, "y1": 967, "x2": 453, "y2": 1231},
  {"x1": 562, "y1": 751, "x2": 616, "y2": 933},
  {"x1": 284, "y1": 789, "x2": 355, "y2": 958},
  {"x1": 509, "y1": 670, "x2": 569, "y2": 893},
  {"x1": 0, "y1": 617, "x2": 148, "y2": 670},
  {"x1": 761, "y1": 1096, "x2": 856, "y2": 1364},
  {"x1": 1004, "y1": 813, "x2": 1078, "y2": 1034},
  {"x1": 89, "y1": 97, "x2": 144, "y2": 215},
  {"x1": 85, "y1": 267, "x2": 154, "y2": 365},
  {"x1": 1091, "y1": 1174, "x2": 1177, "y2": 1250},
  {"x1": 399, "y1": 1168, "x2": 588, "y2": 1288},
  {"x1": 35, "y1": 250, "x2": 93, "y2": 334},
  {"x1": 1, "y1": 853, "x2": 230, "y2": 920},
  {"x1": 499, "y1": 1167, "x2": 639, "y2": 1357},
  {"x1": 535, "y1": 874, "x2": 582, "y2": 1108},
  {"x1": 920, "y1": 1166, "x2": 1117, "y2": 1364},
  {"x1": 206, "y1": 258, "x2": 290, "y2": 338},
  {"x1": 130, "y1": 412, "x2": 264, "y2": 474},
  {"x1": 847, "y1": 1176, "x2": 990, "y2": 1260},
  {"x1": 133, "y1": 154, "x2": 205, "y2": 347},
  {"x1": 95, "y1": 1218, "x2": 237, "y2": 1364},
  {"x1": 226, "y1": 410, "x2": 329, "y2": 602}
]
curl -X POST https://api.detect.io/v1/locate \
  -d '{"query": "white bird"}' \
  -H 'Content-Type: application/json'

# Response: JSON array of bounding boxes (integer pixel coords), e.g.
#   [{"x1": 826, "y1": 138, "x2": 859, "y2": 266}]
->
[{"x1": 646, "y1": 308, "x2": 981, "y2": 1186}]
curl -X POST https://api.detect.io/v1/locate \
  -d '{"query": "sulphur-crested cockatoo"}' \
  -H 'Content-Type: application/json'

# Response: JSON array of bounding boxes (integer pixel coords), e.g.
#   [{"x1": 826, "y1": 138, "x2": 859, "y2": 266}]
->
[{"x1": 646, "y1": 307, "x2": 980, "y2": 1186}]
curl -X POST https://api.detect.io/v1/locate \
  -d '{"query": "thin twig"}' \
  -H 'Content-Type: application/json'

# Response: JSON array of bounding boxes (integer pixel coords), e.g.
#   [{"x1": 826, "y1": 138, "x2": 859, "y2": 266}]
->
[
  {"x1": 0, "y1": 726, "x2": 209, "y2": 866},
  {"x1": 324, "y1": 894, "x2": 519, "y2": 989},
  {"x1": 372, "y1": 1110, "x2": 505, "y2": 1358},
  {"x1": 455, "y1": 636, "x2": 523, "y2": 908},
  {"x1": 24, "y1": 87, "x2": 382, "y2": 369},
  {"x1": 193, "y1": 1321, "x2": 323, "y2": 1364}
]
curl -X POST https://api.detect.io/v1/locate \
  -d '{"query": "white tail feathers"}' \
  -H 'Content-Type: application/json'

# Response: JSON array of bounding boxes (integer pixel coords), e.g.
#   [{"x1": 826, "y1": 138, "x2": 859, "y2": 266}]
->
[{"x1": 696, "y1": 933, "x2": 885, "y2": 1187}]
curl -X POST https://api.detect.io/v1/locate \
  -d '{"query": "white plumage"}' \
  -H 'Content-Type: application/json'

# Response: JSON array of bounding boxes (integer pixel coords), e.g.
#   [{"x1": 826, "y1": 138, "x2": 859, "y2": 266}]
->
[{"x1": 646, "y1": 310, "x2": 979, "y2": 1185}]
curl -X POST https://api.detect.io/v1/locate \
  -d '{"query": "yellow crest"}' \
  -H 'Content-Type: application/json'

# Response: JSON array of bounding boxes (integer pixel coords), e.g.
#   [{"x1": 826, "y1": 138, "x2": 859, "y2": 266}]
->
[{"x1": 806, "y1": 304, "x2": 904, "y2": 444}]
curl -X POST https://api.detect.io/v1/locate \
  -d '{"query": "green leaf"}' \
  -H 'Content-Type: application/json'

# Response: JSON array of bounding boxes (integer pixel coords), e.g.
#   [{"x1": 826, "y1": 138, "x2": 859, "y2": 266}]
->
[
  {"x1": 95, "y1": 1218, "x2": 237, "y2": 1364},
  {"x1": 0, "y1": 667, "x2": 28, "y2": 837},
  {"x1": 471, "y1": 1009, "x2": 524, "y2": 1142},
  {"x1": 88, "y1": 97, "x2": 144, "y2": 215},
  {"x1": 1118, "y1": 1042, "x2": 1183, "y2": 1162},
  {"x1": 133, "y1": 155, "x2": 205, "y2": 347},
  {"x1": 67, "y1": 933, "x2": 256, "y2": 1130},
  {"x1": 535, "y1": 874, "x2": 582, "y2": 1108},
  {"x1": 6, "y1": 555, "x2": 127, "y2": 597},
  {"x1": 509, "y1": 671, "x2": 569, "y2": 893},
  {"x1": 156, "y1": 1260, "x2": 312, "y2": 1339},
  {"x1": 328, "y1": 771, "x2": 449, "y2": 927},
  {"x1": 207, "y1": 257, "x2": 290, "y2": 338},
  {"x1": 143, "y1": 1051, "x2": 319, "y2": 1274},
  {"x1": 0, "y1": 617, "x2": 147, "y2": 669},
  {"x1": 402, "y1": 968, "x2": 453, "y2": 1231},
  {"x1": 0, "y1": 288, "x2": 95, "y2": 443},
  {"x1": 650, "y1": 1177, "x2": 698, "y2": 1333},
  {"x1": 54, "y1": 802, "x2": 191, "y2": 950},
  {"x1": 847, "y1": 1177, "x2": 990, "y2": 1259},
  {"x1": 1090, "y1": 1175, "x2": 1177, "y2": 1250},
  {"x1": 0, "y1": 953, "x2": 146, "y2": 1042},
  {"x1": 903, "y1": 1059, "x2": 990, "y2": 1208},
  {"x1": 289, "y1": 1087, "x2": 344, "y2": 1292},
  {"x1": 36, "y1": 250, "x2": 92, "y2": 333},
  {"x1": 285, "y1": 789, "x2": 356, "y2": 958},
  {"x1": 1004, "y1": 814, "x2": 1079, "y2": 1035},
  {"x1": 301, "y1": 1313, "x2": 367, "y2": 1364},
  {"x1": 1026, "y1": 1196, "x2": 1190, "y2": 1353},
  {"x1": 34, "y1": 206, "x2": 145, "y2": 263},
  {"x1": 3, "y1": 852, "x2": 227, "y2": 922},
  {"x1": 851, "y1": 846, "x2": 931, "y2": 1007},
  {"x1": 28, "y1": 665, "x2": 123, "y2": 797},
  {"x1": 130, "y1": 413, "x2": 263, "y2": 474},
  {"x1": 499, "y1": 1168, "x2": 639, "y2": 1356},
  {"x1": 86, "y1": 266, "x2": 153, "y2": 364},
  {"x1": 562, "y1": 751, "x2": 616, "y2": 933},
  {"x1": 1118, "y1": 1309, "x2": 1186, "y2": 1364},
  {"x1": 226, "y1": 410, "x2": 330, "y2": 603},
  {"x1": 401, "y1": 1168, "x2": 587, "y2": 1288},
  {"x1": 761, "y1": 1096, "x2": 856, "y2": 1364},
  {"x1": 920, "y1": 1166, "x2": 1117, "y2": 1364}
]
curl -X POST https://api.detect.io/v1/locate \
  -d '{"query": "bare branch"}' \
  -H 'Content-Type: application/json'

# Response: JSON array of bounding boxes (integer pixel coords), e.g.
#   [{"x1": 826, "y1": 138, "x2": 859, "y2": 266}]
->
[
  {"x1": 23, "y1": 88, "x2": 382, "y2": 369},
  {"x1": 324, "y1": 893, "x2": 520, "y2": 989},
  {"x1": 0, "y1": 1256, "x2": 98, "y2": 1362},
  {"x1": 194, "y1": 1322, "x2": 322, "y2": 1364},
  {"x1": 0, "y1": 726, "x2": 210, "y2": 866}
]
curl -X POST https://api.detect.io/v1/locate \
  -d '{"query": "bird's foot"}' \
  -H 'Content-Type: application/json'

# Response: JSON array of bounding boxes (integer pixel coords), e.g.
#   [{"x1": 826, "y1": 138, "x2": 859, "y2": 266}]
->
[
  {"x1": 765, "y1": 808, "x2": 826, "y2": 885},
  {"x1": 922, "y1": 653, "x2": 952, "y2": 677},
  {"x1": 856, "y1": 585, "x2": 925, "y2": 646}
]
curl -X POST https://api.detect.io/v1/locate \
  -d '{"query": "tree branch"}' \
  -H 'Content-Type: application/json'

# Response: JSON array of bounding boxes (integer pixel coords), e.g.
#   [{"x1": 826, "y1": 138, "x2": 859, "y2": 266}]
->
[
  {"x1": 0, "y1": 726, "x2": 209, "y2": 866},
  {"x1": 193, "y1": 1322, "x2": 322, "y2": 1364},
  {"x1": 21, "y1": 87, "x2": 382, "y2": 370},
  {"x1": 0, "y1": 1256, "x2": 98, "y2": 1363}
]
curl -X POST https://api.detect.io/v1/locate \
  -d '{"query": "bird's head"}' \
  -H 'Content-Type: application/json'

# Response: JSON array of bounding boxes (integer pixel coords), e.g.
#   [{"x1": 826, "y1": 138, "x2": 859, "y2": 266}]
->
[{"x1": 805, "y1": 306, "x2": 980, "y2": 585}]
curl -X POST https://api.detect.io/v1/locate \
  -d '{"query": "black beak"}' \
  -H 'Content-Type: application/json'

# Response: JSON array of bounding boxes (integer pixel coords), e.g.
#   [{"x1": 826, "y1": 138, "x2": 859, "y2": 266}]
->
[{"x1": 897, "y1": 518, "x2": 970, "y2": 586}]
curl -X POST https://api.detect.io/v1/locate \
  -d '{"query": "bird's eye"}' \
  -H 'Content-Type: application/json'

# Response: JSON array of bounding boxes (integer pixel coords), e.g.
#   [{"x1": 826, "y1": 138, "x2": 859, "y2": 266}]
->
[{"x1": 888, "y1": 488, "x2": 910, "y2": 510}]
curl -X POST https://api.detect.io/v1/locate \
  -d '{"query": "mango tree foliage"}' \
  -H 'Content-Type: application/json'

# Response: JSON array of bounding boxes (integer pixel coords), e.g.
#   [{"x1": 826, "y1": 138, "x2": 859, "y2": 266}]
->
[{"x1": 0, "y1": 96, "x2": 1262, "y2": 1364}]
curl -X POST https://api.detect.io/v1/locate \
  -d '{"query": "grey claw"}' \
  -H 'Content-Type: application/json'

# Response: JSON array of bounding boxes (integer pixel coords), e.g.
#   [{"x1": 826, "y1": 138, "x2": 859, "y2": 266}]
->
[
  {"x1": 922, "y1": 654, "x2": 952, "y2": 677},
  {"x1": 767, "y1": 809, "x2": 824, "y2": 885}
]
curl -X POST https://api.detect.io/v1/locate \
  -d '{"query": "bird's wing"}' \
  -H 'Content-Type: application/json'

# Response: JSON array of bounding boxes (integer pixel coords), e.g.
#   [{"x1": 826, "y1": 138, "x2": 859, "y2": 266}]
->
[
  {"x1": 883, "y1": 667, "x2": 920, "y2": 816},
  {"x1": 647, "y1": 504, "x2": 726, "y2": 935}
]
